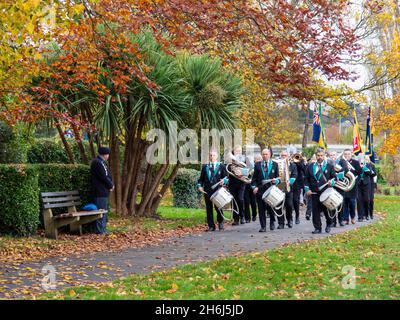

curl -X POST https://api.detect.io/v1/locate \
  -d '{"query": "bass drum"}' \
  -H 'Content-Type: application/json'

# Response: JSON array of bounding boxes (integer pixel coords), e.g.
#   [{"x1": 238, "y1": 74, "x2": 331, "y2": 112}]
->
[
  {"x1": 262, "y1": 185, "x2": 285, "y2": 209},
  {"x1": 210, "y1": 187, "x2": 234, "y2": 210},
  {"x1": 320, "y1": 187, "x2": 343, "y2": 211}
]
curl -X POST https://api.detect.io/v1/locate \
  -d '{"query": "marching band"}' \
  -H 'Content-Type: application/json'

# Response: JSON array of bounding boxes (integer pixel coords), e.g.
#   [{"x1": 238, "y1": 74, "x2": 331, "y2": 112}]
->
[{"x1": 197, "y1": 146, "x2": 377, "y2": 234}]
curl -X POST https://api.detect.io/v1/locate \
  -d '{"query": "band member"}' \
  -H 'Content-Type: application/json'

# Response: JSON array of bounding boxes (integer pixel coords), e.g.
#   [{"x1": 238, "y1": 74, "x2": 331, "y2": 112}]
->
[
  {"x1": 244, "y1": 153, "x2": 260, "y2": 222},
  {"x1": 304, "y1": 148, "x2": 336, "y2": 234},
  {"x1": 277, "y1": 151, "x2": 298, "y2": 228},
  {"x1": 251, "y1": 148, "x2": 280, "y2": 232},
  {"x1": 229, "y1": 145, "x2": 246, "y2": 225},
  {"x1": 292, "y1": 153, "x2": 307, "y2": 224},
  {"x1": 305, "y1": 155, "x2": 316, "y2": 220},
  {"x1": 342, "y1": 149, "x2": 362, "y2": 225},
  {"x1": 197, "y1": 150, "x2": 229, "y2": 231},
  {"x1": 357, "y1": 155, "x2": 376, "y2": 221},
  {"x1": 366, "y1": 155, "x2": 377, "y2": 220},
  {"x1": 328, "y1": 151, "x2": 348, "y2": 227}
]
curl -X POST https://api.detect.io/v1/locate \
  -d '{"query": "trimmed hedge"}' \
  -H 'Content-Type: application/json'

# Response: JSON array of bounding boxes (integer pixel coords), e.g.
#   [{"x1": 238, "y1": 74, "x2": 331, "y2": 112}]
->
[
  {"x1": 172, "y1": 168, "x2": 203, "y2": 208},
  {"x1": 0, "y1": 165, "x2": 40, "y2": 236},
  {"x1": 0, "y1": 122, "x2": 28, "y2": 164},
  {"x1": 28, "y1": 139, "x2": 69, "y2": 164},
  {"x1": 0, "y1": 164, "x2": 92, "y2": 236}
]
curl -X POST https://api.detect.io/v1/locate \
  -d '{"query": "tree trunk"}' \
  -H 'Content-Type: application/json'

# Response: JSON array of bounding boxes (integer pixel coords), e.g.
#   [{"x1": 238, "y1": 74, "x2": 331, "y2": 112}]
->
[
  {"x1": 302, "y1": 101, "x2": 310, "y2": 148},
  {"x1": 72, "y1": 125, "x2": 89, "y2": 165},
  {"x1": 147, "y1": 163, "x2": 181, "y2": 216},
  {"x1": 110, "y1": 134, "x2": 122, "y2": 215},
  {"x1": 55, "y1": 122, "x2": 75, "y2": 164}
]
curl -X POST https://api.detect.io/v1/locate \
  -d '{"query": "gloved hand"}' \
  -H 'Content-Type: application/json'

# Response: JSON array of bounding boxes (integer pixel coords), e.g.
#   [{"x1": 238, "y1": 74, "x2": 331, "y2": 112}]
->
[
  {"x1": 289, "y1": 177, "x2": 296, "y2": 185},
  {"x1": 336, "y1": 171, "x2": 345, "y2": 180}
]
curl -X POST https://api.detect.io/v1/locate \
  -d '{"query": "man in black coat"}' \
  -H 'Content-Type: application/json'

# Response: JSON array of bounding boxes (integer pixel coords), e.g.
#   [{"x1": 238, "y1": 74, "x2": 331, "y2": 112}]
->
[
  {"x1": 304, "y1": 148, "x2": 337, "y2": 234},
  {"x1": 244, "y1": 154, "x2": 261, "y2": 222},
  {"x1": 277, "y1": 150, "x2": 298, "y2": 229},
  {"x1": 357, "y1": 156, "x2": 377, "y2": 221},
  {"x1": 228, "y1": 146, "x2": 246, "y2": 225},
  {"x1": 197, "y1": 150, "x2": 229, "y2": 231},
  {"x1": 328, "y1": 151, "x2": 349, "y2": 227},
  {"x1": 90, "y1": 147, "x2": 114, "y2": 234},
  {"x1": 251, "y1": 148, "x2": 280, "y2": 232},
  {"x1": 366, "y1": 155, "x2": 377, "y2": 220},
  {"x1": 342, "y1": 149, "x2": 362, "y2": 225},
  {"x1": 292, "y1": 155, "x2": 307, "y2": 224}
]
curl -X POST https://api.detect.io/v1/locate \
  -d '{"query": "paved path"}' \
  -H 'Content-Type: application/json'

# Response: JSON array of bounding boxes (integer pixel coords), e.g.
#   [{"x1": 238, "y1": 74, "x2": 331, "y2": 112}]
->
[{"x1": 0, "y1": 212, "x2": 377, "y2": 298}]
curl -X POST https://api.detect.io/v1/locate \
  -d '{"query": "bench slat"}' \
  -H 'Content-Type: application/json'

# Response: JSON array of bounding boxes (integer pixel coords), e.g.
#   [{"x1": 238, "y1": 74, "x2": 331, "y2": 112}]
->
[
  {"x1": 54, "y1": 210, "x2": 105, "y2": 219},
  {"x1": 42, "y1": 196, "x2": 81, "y2": 203},
  {"x1": 43, "y1": 201, "x2": 81, "y2": 209},
  {"x1": 41, "y1": 191, "x2": 79, "y2": 197}
]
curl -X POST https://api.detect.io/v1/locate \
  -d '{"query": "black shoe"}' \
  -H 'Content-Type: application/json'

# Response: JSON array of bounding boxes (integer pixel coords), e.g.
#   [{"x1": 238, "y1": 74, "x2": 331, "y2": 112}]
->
[
  {"x1": 288, "y1": 221, "x2": 293, "y2": 228},
  {"x1": 295, "y1": 218, "x2": 300, "y2": 224},
  {"x1": 218, "y1": 223, "x2": 224, "y2": 230},
  {"x1": 325, "y1": 226, "x2": 331, "y2": 233},
  {"x1": 358, "y1": 218, "x2": 364, "y2": 222},
  {"x1": 365, "y1": 216, "x2": 369, "y2": 221},
  {"x1": 312, "y1": 229, "x2": 321, "y2": 234},
  {"x1": 270, "y1": 223, "x2": 275, "y2": 231},
  {"x1": 259, "y1": 227, "x2": 266, "y2": 232},
  {"x1": 232, "y1": 221, "x2": 239, "y2": 226},
  {"x1": 370, "y1": 215, "x2": 374, "y2": 220},
  {"x1": 245, "y1": 220, "x2": 250, "y2": 223},
  {"x1": 277, "y1": 224, "x2": 284, "y2": 229},
  {"x1": 240, "y1": 218, "x2": 245, "y2": 224},
  {"x1": 339, "y1": 221, "x2": 345, "y2": 227},
  {"x1": 252, "y1": 216, "x2": 257, "y2": 222},
  {"x1": 206, "y1": 226, "x2": 216, "y2": 232},
  {"x1": 306, "y1": 215, "x2": 311, "y2": 221}
]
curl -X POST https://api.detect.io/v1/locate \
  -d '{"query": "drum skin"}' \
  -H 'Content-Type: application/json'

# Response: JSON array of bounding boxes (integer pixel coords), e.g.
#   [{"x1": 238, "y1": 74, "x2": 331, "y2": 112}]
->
[
  {"x1": 320, "y1": 187, "x2": 343, "y2": 211},
  {"x1": 210, "y1": 187, "x2": 234, "y2": 209},
  {"x1": 262, "y1": 186, "x2": 285, "y2": 208}
]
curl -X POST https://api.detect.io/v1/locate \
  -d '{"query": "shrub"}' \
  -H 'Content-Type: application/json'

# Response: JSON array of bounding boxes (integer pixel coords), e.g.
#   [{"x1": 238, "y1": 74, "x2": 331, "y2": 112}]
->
[
  {"x1": 383, "y1": 188, "x2": 391, "y2": 195},
  {"x1": 172, "y1": 168, "x2": 203, "y2": 208},
  {"x1": 27, "y1": 139, "x2": 69, "y2": 164},
  {"x1": 0, "y1": 165, "x2": 40, "y2": 236},
  {"x1": 302, "y1": 145, "x2": 319, "y2": 160},
  {"x1": 375, "y1": 165, "x2": 385, "y2": 184},
  {"x1": 0, "y1": 122, "x2": 28, "y2": 164},
  {"x1": 36, "y1": 164, "x2": 92, "y2": 206}
]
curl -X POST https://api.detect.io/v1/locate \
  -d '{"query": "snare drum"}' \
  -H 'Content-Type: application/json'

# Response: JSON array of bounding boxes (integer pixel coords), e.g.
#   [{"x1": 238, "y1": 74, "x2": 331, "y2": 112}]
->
[
  {"x1": 210, "y1": 187, "x2": 234, "y2": 210},
  {"x1": 262, "y1": 185, "x2": 285, "y2": 209},
  {"x1": 319, "y1": 187, "x2": 343, "y2": 211}
]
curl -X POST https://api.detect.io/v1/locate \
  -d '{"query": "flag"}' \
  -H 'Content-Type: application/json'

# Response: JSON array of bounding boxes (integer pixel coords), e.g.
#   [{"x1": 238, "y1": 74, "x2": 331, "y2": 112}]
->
[
  {"x1": 365, "y1": 106, "x2": 376, "y2": 163},
  {"x1": 352, "y1": 109, "x2": 362, "y2": 155},
  {"x1": 312, "y1": 103, "x2": 327, "y2": 149}
]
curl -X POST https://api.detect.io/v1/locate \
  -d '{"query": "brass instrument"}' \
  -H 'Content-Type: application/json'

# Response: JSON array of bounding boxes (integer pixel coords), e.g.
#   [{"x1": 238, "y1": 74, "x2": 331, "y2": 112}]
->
[
  {"x1": 291, "y1": 152, "x2": 305, "y2": 163},
  {"x1": 225, "y1": 152, "x2": 252, "y2": 184},
  {"x1": 322, "y1": 153, "x2": 356, "y2": 192},
  {"x1": 273, "y1": 158, "x2": 291, "y2": 192}
]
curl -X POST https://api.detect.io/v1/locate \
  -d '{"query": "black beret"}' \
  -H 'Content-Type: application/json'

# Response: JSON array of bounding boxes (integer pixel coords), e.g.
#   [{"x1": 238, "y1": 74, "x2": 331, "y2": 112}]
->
[{"x1": 98, "y1": 146, "x2": 111, "y2": 155}]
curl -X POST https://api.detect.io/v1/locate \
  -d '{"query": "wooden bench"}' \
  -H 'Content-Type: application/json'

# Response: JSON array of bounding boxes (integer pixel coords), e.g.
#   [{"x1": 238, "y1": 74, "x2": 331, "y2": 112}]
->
[{"x1": 41, "y1": 191, "x2": 106, "y2": 239}]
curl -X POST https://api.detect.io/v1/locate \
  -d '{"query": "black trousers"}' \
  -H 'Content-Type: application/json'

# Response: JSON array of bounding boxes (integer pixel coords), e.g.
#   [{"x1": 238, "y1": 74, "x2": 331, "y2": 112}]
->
[
  {"x1": 311, "y1": 193, "x2": 332, "y2": 230},
  {"x1": 369, "y1": 184, "x2": 375, "y2": 218},
  {"x1": 292, "y1": 187, "x2": 302, "y2": 220},
  {"x1": 244, "y1": 184, "x2": 257, "y2": 220},
  {"x1": 229, "y1": 183, "x2": 245, "y2": 222},
  {"x1": 256, "y1": 193, "x2": 275, "y2": 228},
  {"x1": 277, "y1": 190, "x2": 293, "y2": 225},
  {"x1": 204, "y1": 193, "x2": 224, "y2": 228},
  {"x1": 357, "y1": 183, "x2": 371, "y2": 219}
]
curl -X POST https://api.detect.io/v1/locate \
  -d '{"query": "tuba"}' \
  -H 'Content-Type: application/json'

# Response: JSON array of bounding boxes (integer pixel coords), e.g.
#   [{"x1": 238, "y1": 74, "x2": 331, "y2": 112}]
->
[
  {"x1": 333, "y1": 163, "x2": 357, "y2": 192},
  {"x1": 273, "y1": 158, "x2": 291, "y2": 192},
  {"x1": 225, "y1": 152, "x2": 252, "y2": 184}
]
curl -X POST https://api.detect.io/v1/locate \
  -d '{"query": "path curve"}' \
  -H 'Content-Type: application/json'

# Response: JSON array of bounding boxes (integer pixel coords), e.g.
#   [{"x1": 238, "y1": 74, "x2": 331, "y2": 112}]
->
[{"x1": 0, "y1": 211, "x2": 378, "y2": 298}]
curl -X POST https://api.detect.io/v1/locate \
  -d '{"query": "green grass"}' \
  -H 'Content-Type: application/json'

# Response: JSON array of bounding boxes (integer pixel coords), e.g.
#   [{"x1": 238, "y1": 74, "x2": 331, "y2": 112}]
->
[{"x1": 43, "y1": 195, "x2": 400, "y2": 300}]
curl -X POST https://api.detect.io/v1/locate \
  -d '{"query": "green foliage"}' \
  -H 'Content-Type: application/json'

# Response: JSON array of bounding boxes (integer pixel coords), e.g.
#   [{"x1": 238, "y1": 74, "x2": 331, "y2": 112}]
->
[
  {"x1": 374, "y1": 165, "x2": 385, "y2": 184},
  {"x1": 0, "y1": 164, "x2": 39, "y2": 236},
  {"x1": 0, "y1": 121, "x2": 28, "y2": 164},
  {"x1": 172, "y1": 168, "x2": 203, "y2": 209},
  {"x1": 36, "y1": 164, "x2": 92, "y2": 207},
  {"x1": 28, "y1": 139, "x2": 69, "y2": 164},
  {"x1": 302, "y1": 145, "x2": 319, "y2": 160}
]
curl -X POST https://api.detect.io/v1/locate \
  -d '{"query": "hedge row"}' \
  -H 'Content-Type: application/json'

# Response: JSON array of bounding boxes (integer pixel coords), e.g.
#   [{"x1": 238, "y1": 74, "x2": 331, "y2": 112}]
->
[
  {"x1": 0, "y1": 164, "x2": 91, "y2": 236},
  {"x1": 172, "y1": 168, "x2": 203, "y2": 209}
]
